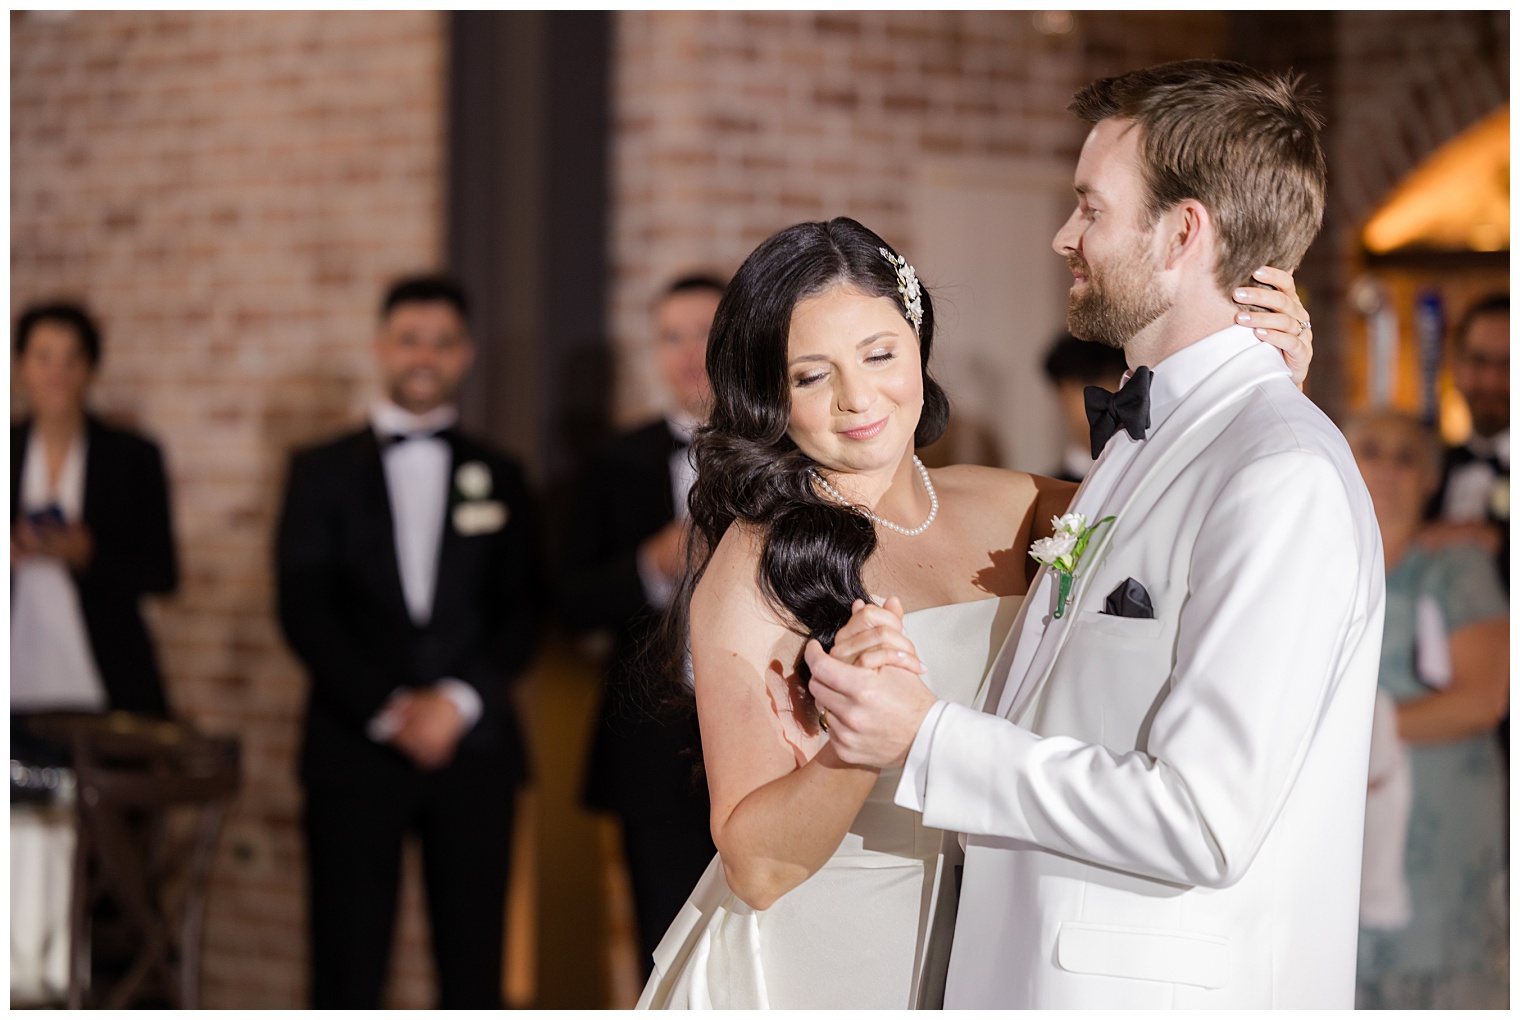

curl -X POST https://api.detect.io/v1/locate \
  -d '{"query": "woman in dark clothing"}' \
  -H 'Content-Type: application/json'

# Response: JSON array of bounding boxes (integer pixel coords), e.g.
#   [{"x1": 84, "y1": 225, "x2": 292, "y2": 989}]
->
[{"x1": 11, "y1": 302, "x2": 177, "y2": 718}]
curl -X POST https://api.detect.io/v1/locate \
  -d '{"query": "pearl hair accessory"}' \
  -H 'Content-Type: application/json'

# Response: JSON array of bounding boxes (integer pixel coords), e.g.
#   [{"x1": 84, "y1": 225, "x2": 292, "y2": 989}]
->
[
  {"x1": 879, "y1": 247, "x2": 923, "y2": 335},
  {"x1": 809, "y1": 455, "x2": 939, "y2": 536}
]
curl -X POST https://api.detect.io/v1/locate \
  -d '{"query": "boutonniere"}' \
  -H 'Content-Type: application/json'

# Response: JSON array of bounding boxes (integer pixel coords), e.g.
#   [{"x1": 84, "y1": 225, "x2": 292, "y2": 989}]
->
[
  {"x1": 1029, "y1": 512, "x2": 1115, "y2": 619},
  {"x1": 452, "y1": 461, "x2": 509, "y2": 536}
]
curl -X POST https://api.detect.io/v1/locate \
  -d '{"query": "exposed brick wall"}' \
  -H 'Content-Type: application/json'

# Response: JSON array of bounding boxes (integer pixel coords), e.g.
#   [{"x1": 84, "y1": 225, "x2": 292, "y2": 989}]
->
[
  {"x1": 608, "y1": 11, "x2": 1232, "y2": 424},
  {"x1": 11, "y1": 11, "x2": 445, "y2": 1008}
]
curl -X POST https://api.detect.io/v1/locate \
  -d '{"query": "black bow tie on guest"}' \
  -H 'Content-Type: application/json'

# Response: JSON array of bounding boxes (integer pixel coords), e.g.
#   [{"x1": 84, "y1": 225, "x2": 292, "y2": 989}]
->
[
  {"x1": 381, "y1": 427, "x2": 451, "y2": 448},
  {"x1": 1454, "y1": 443, "x2": 1506, "y2": 475},
  {"x1": 1085, "y1": 365, "x2": 1153, "y2": 459}
]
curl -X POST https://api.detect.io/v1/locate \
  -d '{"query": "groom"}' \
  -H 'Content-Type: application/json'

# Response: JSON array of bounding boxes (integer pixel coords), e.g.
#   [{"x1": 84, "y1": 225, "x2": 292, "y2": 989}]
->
[{"x1": 807, "y1": 61, "x2": 1385, "y2": 1008}]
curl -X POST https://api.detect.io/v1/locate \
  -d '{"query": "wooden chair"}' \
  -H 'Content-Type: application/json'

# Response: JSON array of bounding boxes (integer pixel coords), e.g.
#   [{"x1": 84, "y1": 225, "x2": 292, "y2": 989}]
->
[{"x1": 28, "y1": 713, "x2": 241, "y2": 1010}]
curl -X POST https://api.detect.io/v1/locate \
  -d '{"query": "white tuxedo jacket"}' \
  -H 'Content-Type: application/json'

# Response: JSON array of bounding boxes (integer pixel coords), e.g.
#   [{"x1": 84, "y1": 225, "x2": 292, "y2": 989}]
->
[{"x1": 918, "y1": 338, "x2": 1385, "y2": 1008}]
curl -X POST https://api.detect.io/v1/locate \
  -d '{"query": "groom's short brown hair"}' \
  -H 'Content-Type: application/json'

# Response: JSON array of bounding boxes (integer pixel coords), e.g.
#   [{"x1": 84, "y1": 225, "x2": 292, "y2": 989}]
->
[{"x1": 1069, "y1": 59, "x2": 1326, "y2": 297}]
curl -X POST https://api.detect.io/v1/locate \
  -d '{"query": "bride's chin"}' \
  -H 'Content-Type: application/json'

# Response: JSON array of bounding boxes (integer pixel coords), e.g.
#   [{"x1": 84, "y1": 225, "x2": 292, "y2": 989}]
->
[{"x1": 813, "y1": 446, "x2": 911, "y2": 479}]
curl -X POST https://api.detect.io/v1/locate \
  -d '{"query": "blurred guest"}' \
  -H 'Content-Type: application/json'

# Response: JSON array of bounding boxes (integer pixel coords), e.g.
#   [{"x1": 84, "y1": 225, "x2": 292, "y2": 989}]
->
[
  {"x1": 1349, "y1": 409, "x2": 1509, "y2": 1010},
  {"x1": 1040, "y1": 332, "x2": 1128, "y2": 481},
  {"x1": 276, "y1": 275, "x2": 541, "y2": 1008},
  {"x1": 558, "y1": 274, "x2": 722, "y2": 976},
  {"x1": 11, "y1": 302, "x2": 177, "y2": 721},
  {"x1": 1424, "y1": 293, "x2": 1508, "y2": 589}
]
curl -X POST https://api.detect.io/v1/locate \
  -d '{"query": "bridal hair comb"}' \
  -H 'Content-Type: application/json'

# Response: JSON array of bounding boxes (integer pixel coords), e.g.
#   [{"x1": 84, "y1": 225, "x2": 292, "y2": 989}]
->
[{"x1": 879, "y1": 247, "x2": 923, "y2": 336}]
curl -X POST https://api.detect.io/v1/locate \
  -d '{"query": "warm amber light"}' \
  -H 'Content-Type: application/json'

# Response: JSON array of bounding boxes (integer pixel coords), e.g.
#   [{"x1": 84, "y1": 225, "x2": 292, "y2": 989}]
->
[{"x1": 1362, "y1": 105, "x2": 1509, "y2": 254}]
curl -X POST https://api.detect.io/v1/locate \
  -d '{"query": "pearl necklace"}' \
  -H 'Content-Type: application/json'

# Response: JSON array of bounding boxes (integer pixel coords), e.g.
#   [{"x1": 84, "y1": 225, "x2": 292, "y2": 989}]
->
[{"x1": 809, "y1": 455, "x2": 939, "y2": 536}]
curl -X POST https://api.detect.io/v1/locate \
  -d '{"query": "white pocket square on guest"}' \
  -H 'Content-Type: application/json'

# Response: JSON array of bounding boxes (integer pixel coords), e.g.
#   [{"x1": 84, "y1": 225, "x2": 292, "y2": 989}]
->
[{"x1": 453, "y1": 500, "x2": 508, "y2": 535}]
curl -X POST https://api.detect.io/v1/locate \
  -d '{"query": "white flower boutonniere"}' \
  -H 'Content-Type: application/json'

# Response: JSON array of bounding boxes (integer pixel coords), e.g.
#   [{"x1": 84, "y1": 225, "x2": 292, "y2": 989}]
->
[
  {"x1": 1029, "y1": 512, "x2": 1115, "y2": 619},
  {"x1": 452, "y1": 460, "x2": 508, "y2": 536},
  {"x1": 455, "y1": 461, "x2": 493, "y2": 501}
]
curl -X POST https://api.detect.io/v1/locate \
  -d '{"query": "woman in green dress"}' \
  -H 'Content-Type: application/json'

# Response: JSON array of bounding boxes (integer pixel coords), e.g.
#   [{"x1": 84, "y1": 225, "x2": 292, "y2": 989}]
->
[{"x1": 1349, "y1": 409, "x2": 1509, "y2": 1009}]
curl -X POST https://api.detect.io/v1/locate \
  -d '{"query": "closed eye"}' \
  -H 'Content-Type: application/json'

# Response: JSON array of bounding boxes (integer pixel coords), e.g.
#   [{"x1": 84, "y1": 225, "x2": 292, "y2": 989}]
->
[{"x1": 793, "y1": 371, "x2": 827, "y2": 388}]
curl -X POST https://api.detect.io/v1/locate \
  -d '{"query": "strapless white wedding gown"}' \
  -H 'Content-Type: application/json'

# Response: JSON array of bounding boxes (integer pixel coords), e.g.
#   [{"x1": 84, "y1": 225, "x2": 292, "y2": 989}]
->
[{"x1": 638, "y1": 594, "x2": 1022, "y2": 1010}]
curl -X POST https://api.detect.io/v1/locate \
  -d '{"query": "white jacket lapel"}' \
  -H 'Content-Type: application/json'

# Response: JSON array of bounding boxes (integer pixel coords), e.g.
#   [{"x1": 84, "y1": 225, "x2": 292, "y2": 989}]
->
[{"x1": 998, "y1": 344, "x2": 1291, "y2": 723}]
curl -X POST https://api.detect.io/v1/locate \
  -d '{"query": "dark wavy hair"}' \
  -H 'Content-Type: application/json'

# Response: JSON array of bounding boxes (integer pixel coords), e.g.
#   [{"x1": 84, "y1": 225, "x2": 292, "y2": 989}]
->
[{"x1": 655, "y1": 217, "x2": 949, "y2": 705}]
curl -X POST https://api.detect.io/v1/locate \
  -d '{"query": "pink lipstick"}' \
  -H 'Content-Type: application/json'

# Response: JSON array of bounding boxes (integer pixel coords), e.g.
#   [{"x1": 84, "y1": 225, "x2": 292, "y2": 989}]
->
[{"x1": 841, "y1": 417, "x2": 889, "y2": 440}]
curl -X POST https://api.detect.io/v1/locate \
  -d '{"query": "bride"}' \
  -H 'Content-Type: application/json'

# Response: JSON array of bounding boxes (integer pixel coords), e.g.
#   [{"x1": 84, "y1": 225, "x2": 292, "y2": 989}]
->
[{"x1": 638, "y1": 217, "x2": 1311, "y2": 1009}]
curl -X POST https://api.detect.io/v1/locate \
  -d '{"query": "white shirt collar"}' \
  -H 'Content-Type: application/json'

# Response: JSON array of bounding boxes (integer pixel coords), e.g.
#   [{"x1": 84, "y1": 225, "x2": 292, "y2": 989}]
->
[
  {"x1": 1124, "y1": 324, "x2": 1263, "y2": 430},
  {"x1": 370, "y1": 399, "x2": 459, "y2": 440}
]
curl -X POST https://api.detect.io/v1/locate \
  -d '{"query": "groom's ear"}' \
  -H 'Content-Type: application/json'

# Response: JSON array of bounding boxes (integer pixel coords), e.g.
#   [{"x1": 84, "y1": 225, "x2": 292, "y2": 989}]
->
[{"x1": 1159, "y1": 199, "x2": 1213, "y2": 274}]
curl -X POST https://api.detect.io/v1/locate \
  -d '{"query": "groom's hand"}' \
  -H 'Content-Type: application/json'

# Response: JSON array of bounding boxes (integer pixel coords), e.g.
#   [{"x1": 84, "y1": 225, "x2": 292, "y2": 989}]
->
[{"x1": 805, "y1": 597, "x2": 938, "y2": 768}]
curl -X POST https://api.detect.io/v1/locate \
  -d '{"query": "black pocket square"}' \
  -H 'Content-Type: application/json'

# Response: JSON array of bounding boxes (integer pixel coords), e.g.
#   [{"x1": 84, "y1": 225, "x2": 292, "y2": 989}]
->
[{"x1": 1102, "y1": 578, "x2": 1154, "y2": 619}]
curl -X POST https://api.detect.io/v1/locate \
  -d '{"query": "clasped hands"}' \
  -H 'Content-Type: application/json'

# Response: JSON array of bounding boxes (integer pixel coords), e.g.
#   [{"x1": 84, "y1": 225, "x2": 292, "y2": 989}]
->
[
  {"x1": 12, "y1": 519, "x2": 93, "y2": 571},
  {"x1": 804, "y1": 597, "x2": 935, "y2": 769},
  {"x1": 375, "y1": 687, "x2": 467, "y2": 771}
]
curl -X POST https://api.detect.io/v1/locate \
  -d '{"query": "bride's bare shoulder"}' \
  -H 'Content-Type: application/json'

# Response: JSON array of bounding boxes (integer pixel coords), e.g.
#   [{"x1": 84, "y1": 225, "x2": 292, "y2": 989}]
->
[
  {"x1": 929, "y1": 463, "x2": 1037, "y2": 502},
  {"x1": 692, "y1": 521, "x2": 778, "y2": 623},
  {"x1": 930, "y1": 463, "x2": 1077, "y2": 533}
]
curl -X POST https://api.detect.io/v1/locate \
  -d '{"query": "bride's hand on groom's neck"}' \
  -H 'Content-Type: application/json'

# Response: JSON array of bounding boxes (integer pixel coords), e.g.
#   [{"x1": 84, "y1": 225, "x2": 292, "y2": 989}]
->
[{"x1": 1234, "y1": 265, "x2": 1314, "y2": 390}]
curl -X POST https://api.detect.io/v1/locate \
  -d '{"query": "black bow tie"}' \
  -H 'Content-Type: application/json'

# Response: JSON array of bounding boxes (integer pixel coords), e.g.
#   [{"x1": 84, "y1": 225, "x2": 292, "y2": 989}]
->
[
  {"x1": 1455, "y1": 443, "x2": 1506, "y2": 475},
  {"x1": 1085, "y1": 366, "x2": 1153, "y2": 459},
  {"x1": 381, "y1": 427, "x2": 450, "y2": 448}
]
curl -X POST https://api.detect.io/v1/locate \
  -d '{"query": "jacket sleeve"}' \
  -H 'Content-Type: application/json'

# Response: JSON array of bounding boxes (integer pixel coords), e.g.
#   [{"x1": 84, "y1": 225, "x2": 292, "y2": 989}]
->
[
  {"x1": 76, "y1": 436, "x2": 178, "y2": 599},
  {"x1": 918, "y1": 451, "x2": 1376, "y2": 888},
  {"x1": 556, "y1": 446, "x2": 659, "y2": 632},
  {"x1": 275, "y1": 449, "x2": 411, "y2": 729}
]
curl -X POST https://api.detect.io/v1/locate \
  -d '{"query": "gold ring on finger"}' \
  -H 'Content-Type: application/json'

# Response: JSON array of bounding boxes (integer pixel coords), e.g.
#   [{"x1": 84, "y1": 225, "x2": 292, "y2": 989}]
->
[{"x1": 819, "y1": 707, "x2": 830, "y2": 733}]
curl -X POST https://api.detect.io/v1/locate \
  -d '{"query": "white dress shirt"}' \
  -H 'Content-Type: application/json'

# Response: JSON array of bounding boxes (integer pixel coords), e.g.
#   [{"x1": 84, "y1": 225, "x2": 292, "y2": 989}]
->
[
  {"x1": 11, "y1": 427, "x2": 107, "y2": 712},
  {"x1": 365, "y1": 400, "x2": 481, "y2": 741},
  {"x1": 899, "y1": 325, "x2": 1265, "y2": 809}
]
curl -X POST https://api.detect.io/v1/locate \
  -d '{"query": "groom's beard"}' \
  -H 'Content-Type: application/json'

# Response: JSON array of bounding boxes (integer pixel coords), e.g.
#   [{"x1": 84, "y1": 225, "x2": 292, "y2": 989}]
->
[{"x1": 1065, "y1": 239, "x2": 1170, "y2": 350}]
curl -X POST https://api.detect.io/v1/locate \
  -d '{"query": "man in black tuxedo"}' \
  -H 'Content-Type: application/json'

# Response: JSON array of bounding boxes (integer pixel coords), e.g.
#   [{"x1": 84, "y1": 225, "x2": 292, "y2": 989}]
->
[
  {"x1": 1425, "y1": 293, "x2": 1509, "y2": 586},
  {"x1": 559, "y1": 274, "x2": 723, "y2": 975},
  {"x1": 276, "y1": 276, "x2": 540, "y2": 1007}
]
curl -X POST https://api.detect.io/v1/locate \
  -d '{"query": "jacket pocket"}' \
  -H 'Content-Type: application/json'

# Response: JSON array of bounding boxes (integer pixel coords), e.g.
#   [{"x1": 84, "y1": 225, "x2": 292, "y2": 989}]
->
[
  {"x1": 1056, "y1": 921, "x2": 1230, "y2": 989},
  {"x1": 1076, "y1": 608, "x2": 1165, "y2": 640}
]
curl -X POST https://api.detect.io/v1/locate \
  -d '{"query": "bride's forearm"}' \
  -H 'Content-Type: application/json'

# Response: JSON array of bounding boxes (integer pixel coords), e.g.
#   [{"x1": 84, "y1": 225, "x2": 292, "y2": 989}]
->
[{"x1": 715, "y1": 741, "x2": 878, "y2": 911}]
